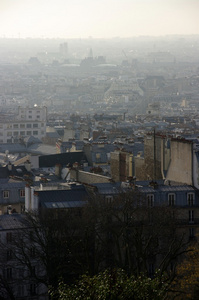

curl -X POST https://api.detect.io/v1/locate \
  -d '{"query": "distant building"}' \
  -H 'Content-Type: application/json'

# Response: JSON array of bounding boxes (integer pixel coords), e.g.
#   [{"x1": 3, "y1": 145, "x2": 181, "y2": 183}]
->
[
  {"x1": 0, "y1": 213, "x2": 47, "y2": 299},
  {"x1": 59, "y1": 42, "x2": 68, "y2": 57},
  {"x1": 0, "y1": 106, "x2": 47, "y2": 143},
  {"x1": 110, "y1": 150, "x2": 134, "y2": 182}
]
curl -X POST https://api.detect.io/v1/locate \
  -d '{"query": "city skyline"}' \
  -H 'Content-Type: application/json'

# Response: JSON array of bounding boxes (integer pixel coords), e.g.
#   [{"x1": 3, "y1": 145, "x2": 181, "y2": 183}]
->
[{"x1": 0, "y1": 0, "x2": 198, "y2": 39}]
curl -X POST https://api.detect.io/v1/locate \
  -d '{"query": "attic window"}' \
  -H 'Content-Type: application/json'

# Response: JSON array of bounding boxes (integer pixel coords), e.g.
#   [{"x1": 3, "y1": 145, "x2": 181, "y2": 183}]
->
[
  {"x1": 20, "y1": 189, "x2": 25, "y2": 197},
  {"x1": 105, "y1": 196, "x2": 113, "y2": 204},
  {"x1": 3, "y1": 191, "x2": 9, "y2": 198},
  {"x1": 147, "y1": 194, "x2": 154, "y2": 207},
  {"x1": 187, "y1": 193, "x2": 194, "y2": 206},
  {"x1": 168, "y1": 193, "x2": 175, "y2": 206}
]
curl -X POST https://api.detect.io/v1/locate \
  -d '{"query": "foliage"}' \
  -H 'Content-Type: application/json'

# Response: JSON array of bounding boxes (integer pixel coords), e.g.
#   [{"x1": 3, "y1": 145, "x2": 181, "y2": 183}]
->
[
  {"x1": 174, "y1": 242, "x2": 199, "y2": 299},
  {"x1": 50, "y1": 268, "x2": 169, "y2": 300}
]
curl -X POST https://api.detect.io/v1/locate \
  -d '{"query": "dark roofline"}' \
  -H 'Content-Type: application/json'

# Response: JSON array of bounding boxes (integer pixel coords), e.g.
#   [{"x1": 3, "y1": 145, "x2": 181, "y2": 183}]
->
[{"x1": 39, "y1": 152, "x2": 88, "y2": 168}]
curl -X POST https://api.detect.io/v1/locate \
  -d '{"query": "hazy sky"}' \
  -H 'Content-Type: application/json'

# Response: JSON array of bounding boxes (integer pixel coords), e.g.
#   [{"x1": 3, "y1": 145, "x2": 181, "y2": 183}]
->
[{"x1": 0, "y1": 0, "x2": 198, "y2": 38}]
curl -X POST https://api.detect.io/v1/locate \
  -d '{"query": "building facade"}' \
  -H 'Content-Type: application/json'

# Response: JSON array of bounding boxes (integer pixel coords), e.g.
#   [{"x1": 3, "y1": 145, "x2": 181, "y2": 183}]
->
[{"x1": 0, "y1": 106, "x2": 47, "y2": 143}]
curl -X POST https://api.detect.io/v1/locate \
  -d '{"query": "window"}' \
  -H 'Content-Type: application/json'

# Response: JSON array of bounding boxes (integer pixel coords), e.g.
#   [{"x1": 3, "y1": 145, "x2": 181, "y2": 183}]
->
[
  {"x1": 33, "y1": 131, "x2": 38, "y2": 135},
  {"x1": 3, "y1": 190, "x2": 9, "y2": 198},
  {"x1": 13, "y1": 131, "x2": 18, "y2": 136},
  {"x1": 21, "y1": 115, "x2": 25, "y2": 118},
  {"x1": 20, "y1": 189, "x2": 25, "y2": 197},
  {"x1": 37, "y1": 115, "x2": 40, "y2": 119},
  {"x1": 20, "y1": 131, "x2": 25, "y2": 135},
  {"x1": 30, "y1": 266, "x2": 36, "y2": 277},
  {"x1": 29, "y1": 116, "x2": 32, "y2": 119},
  {"x1": 41, "y1": 123, "x2": 44, "y2": 127},
  {"x1": 17, "y1": 286, "x2": 24, "y2": 297},
  {"x1": 7, "y1": 124, "x2": 12, "y2": 129},
  {"x1": 189, "y1": 210, "x2": 194, "y2": 223},
  {"x1": 147, "y1": 194, "x2": 154, "y2": 207},
  {"x1": 188, "y1": 193, "x2": 194, "y2": 206},
  {"x1": 0, "y1": 132, "x2": 3, "y2": 136},
  {"x1": 148, "y1": 263, "x2": 154, "y2": 278},
  {"x1": 29, "y1": 231, "x2": 34, "y2": 241},
  {"x1": 7, "y1": 250, "x2": 12, "y2": 261},
  {"x1": 30, "y1": 283, "x2": 37, "y2": 295},
  {"x1": 168, "y1": 193, "x2": 175, "y2": 206},
  {"x1": 0, "y1": 124, "x2": 3, "y2": 128},
  {"x1": 189, "y1": 228, "x2": 195, "y2": 240},
  {"x1": 18, "y1": 268, "x2": 24, "y2": 279},
  {"x1": 20, "y1": 124, "x2": 25, "y2": 128},
  {"x1": 7, "y1": 132, "x2": 12, "y2": 136},
  {"x1": 26, "y1": 123, "x2": 32, "y2": 128},
  {"x1": 105, "y1": 196, "x2": 113, "y2": 204},
  {"x1": 29, "y1": 110, "x2": 32, "y2": 113},
  {"x1": 33, "y1": 123, "x2": 38, "y2": 128},
  {"x1": 6, "y1": 232, "x2": 12, "y2": 243},
  {"x1": 27, "y1": 131, "x2": 32, "y2": 135},
  {"x1": 30, "y1": 247, "x2": 36, "y2": 258},
  {"x1": 4, "y1": 268, "x2": 12, "y2": 280},
  {"x1": 13, "y1": 124, "x2": 18, "y2": 129}
]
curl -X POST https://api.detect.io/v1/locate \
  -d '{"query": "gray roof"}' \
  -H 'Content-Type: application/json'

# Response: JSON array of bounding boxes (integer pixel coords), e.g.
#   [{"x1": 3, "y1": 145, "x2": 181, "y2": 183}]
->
[
  {"x1": 0, "y1": 214, "x2": 26, "y2": 230},
  {"x1": 0, "y1": 143, "x2": 26, "y2": 153},
  {"x1": 43, "y1": 200, "x2": 86, "y2": 209},
  {"x1": 28, "y1": 143, "x2": 57, "y2": 155},
  {"x1": 138, "y1": 184, "x2": 195, "y2": 194},
  {"x1": 38, "y1": 187, "x2": 89, "y2": 208},
  {"x1": 91, "y1": 182, "x2": 121, "y2": 195}
]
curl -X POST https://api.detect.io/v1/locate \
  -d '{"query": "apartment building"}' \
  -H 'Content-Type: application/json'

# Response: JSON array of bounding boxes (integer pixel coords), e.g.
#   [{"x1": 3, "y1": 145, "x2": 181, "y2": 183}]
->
[{"x1": 0, "y1": 106, "x2": 47, "y2": 143}]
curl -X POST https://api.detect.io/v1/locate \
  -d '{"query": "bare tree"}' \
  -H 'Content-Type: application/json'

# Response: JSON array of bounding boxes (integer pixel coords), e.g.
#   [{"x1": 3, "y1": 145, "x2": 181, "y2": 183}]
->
[
  {"x1": 87, "y1": 189, "x2": 188, "y2": 282},
  {"x1": 0, "y1": 189, "x2": 189, "y2": 298}
]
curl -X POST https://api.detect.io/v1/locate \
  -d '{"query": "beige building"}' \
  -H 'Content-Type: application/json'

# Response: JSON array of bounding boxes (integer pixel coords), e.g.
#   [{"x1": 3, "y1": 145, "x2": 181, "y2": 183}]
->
[{"x1": 0, "y1": 106, "x2": 47, "y2": 143}]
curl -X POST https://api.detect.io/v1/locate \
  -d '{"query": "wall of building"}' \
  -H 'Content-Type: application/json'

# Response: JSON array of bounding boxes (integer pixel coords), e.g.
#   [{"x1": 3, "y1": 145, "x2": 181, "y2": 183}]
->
[
  {"x1": 166, "y1": 140, "x2": 193, "y2": 185},
  {"x1": 0, "y1": 106, "x2": 47, "y2": 143},
  {"x1": 193, "y1": 146, "x2": 199, "y2": 189},
  {"x1": 70, "y1": 169, "x2": 111, "y2": 184},
  {"x1": 161, "y1": 138, "x2": 171, "y2": 179},
  {"x1": 134, "y1": 135, "x2": 163, "y2": 181},
  {"x1": 134, "y1": 156, "x2": 145, "y2": 180}
]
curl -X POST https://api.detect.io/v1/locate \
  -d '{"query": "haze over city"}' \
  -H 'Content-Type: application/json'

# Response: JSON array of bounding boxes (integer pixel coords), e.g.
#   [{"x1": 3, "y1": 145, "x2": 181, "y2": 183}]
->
[
  {"x1": 0, "y1": 0, "x2": 198, "y2": 39},
  {"x1": 1, "y1": 0, "x2": 199, "y2": 299}
]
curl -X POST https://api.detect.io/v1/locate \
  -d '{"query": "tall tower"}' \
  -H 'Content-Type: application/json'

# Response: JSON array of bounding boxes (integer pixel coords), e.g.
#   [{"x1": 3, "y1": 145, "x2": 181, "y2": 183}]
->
[
  {"x1": 59, "y1": 43, "x2": 68, "y2": 57},
  {"x1": 88, "y1": 48, "x2": 93, "y2": 58}
]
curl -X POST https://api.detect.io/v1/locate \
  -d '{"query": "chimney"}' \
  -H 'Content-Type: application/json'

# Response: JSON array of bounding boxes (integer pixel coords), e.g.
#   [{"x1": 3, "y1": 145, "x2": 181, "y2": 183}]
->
[
  {"x1": 24, "y1": 160, "x2": 31, "y2": 172},
  {"x1": 25, "y1": 185, "x2": 31, "y2": 212},
  {"x1": 7, "y1": 205, "x2": 12, "y2": 215},
  {"x1": 7, "y1": 161, "x2": 12, "y2": 171},
  {"x1": 55, "y1": 164, "x2": 62, "y2": 178},
  {"x1": 31, "y1": 191, "x2": 39, "y2": 212}
]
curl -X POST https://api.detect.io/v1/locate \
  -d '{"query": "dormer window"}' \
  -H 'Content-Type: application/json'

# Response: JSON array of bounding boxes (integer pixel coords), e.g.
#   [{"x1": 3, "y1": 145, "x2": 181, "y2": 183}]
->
[
  {"x1": 147, "y1": 194, "x2": 154, "y2": 207},
  {"x1": 187, "y1": 193, "x2": 194, "y2": 206},
  {"x1": 20, "y1": 189, "x2": 25, "y2": 197},
  {"x1": 105, "y1": 196, "x2": 113, "y2": 204},
  {"x1": 168, "y1": 193, "x2": 175, "y2": 206},
  {"x1": 3, "y1": 191, "x2": 9, "y2": 198}
]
